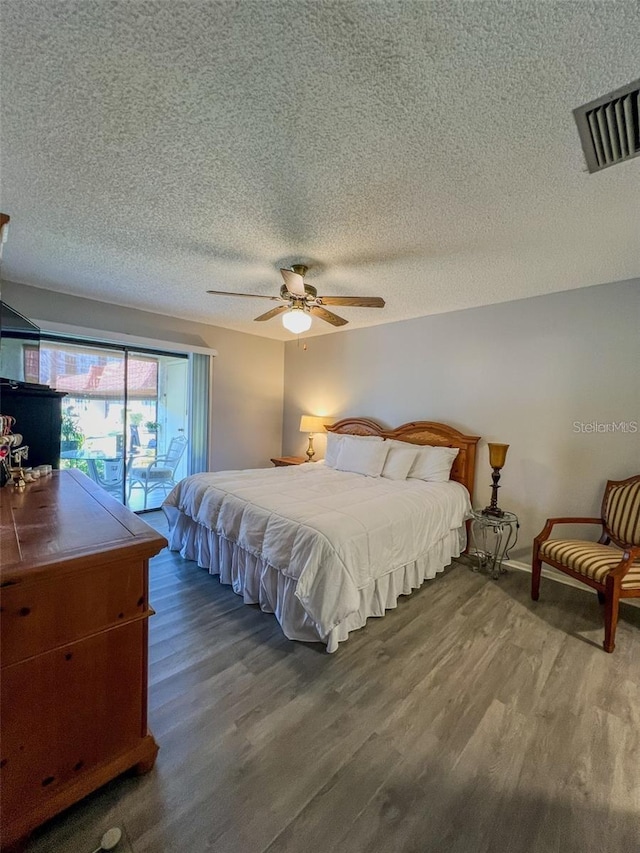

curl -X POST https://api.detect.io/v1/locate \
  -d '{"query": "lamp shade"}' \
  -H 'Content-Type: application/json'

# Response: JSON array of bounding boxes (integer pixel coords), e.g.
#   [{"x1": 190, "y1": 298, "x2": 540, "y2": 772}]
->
[
  {"x1": 282, "y1": 309, "x2": 312, "y2": 334},
  {"x1": 488, "y1": 442, "x2": 509, "y2": 469},
  {"x1": 299, "y1": 415, "x2": 329, "y2": 434}
]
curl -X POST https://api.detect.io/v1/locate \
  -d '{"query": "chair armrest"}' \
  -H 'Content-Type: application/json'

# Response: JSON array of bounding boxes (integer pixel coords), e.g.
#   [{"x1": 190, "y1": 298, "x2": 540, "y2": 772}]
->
[
  {"x1": 129, "y1": 456, "x2": 158, "y2": 474},
  {"x1": 146, "y1": 455, "x2": 170, "y2": 470},
  {"x1": 609, "y1": 545, "x2": 640, "y2": 580},
  {"x1": 534, "y1": 517, "x2": 603, "y2": 545},
  {"x1": 131, "y1": 452, "x2": 156, "y2": 462}
]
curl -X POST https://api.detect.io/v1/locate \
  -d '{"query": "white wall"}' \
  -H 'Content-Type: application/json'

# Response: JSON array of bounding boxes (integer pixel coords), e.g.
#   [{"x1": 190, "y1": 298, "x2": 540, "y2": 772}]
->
[
  {"x1": 283, "y1": 279, "x2": 640, "y2": 560},
  {"x1": 2, "y1": 281, "x2": 285, "y2": 471}
]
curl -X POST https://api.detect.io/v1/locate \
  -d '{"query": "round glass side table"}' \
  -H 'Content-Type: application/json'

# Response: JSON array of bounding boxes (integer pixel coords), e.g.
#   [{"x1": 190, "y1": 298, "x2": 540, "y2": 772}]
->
[{"x1": 470, "y1": 509, "x2": 519, "y2": 579}]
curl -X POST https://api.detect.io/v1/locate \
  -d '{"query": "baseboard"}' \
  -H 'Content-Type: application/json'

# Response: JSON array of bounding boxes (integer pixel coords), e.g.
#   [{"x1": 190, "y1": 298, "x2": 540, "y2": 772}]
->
[{"x1": 504, "y1": 559, "x2": 640, "y2": 608}]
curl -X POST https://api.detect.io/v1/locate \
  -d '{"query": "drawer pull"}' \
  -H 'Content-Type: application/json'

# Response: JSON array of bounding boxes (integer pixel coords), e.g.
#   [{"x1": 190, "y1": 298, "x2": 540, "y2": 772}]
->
[
  {"x1": 74, "y1": 760, "x2": 84, "y2": 771},
  {"x1": 42, "y1": 776, "x2": 55, "y2": 786},
  {"x1": 19, "y1": 607, "x2": 31, "y2": 616},
  {"x1": 65, "y1": 653, "x2": 73, "y2": 661}
]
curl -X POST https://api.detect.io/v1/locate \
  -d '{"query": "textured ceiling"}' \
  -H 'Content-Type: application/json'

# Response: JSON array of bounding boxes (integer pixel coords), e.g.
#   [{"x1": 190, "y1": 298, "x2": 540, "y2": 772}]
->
[{"x1": 1, "y1": 0, "x2": 639, "y2": 340}]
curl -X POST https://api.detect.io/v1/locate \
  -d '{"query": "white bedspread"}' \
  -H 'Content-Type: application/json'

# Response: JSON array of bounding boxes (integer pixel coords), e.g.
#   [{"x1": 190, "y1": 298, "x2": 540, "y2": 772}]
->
[{"x1": 164, "y1": 464, "x2": 471, "y2": 639}]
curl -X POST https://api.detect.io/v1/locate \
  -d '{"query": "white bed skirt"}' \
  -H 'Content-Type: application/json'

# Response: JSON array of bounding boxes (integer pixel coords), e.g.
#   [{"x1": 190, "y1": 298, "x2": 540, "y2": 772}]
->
[{"x1": 164, "y1": 507, "x2": 466, "y2": 653}]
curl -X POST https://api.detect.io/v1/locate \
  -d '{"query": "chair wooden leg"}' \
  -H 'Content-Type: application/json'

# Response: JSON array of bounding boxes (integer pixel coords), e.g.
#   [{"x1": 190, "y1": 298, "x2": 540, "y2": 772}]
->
[
  {"x1": 603, "y1": 576, "x2": 620, "y2": 653},
  {"x1": 531, "y1": 548, "x2": 542, "y2": 601}
]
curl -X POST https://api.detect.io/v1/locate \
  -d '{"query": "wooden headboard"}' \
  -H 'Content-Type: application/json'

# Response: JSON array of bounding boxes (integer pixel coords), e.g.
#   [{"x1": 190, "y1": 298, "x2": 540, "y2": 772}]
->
[{"x1": 326, "y1": 418, "x2": 480, "y2": 501}]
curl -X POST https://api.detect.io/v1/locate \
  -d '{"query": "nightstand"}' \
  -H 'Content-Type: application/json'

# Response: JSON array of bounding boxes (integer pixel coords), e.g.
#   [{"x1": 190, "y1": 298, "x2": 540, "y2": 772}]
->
[
  {"x1": 469, "y1": 509, "x2": 519, "y2": 579},
  {"x1": 270, "y1": 456, "x2": 306, "y2": 467}
]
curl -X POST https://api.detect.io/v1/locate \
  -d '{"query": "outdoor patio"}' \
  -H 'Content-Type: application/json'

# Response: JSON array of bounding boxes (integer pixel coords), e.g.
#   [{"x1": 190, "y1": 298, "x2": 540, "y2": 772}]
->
[{"x1": 60, "y1": 435, "x2": 188, "y2": 512}]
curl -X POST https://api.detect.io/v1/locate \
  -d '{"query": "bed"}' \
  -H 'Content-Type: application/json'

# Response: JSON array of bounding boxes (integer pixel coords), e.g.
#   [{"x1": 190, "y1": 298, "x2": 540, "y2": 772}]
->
[{"x1": 163, "y1": 418, "x2": 480, "y2": 652}]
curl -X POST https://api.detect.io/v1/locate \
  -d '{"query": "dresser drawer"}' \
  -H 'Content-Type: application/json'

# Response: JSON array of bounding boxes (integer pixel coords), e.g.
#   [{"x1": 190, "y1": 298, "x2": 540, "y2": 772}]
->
[
  {"x1": 0, "y1": 620, "x2": 145, "y2": 826},
  {"x1": 0, "y1": 558, "x2": 148, "y2": 667}
]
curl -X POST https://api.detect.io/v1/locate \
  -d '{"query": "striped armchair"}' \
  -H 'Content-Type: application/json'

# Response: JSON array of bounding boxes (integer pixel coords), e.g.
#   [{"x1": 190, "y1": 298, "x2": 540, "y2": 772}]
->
[{"x1": 532, "y1": 474, "x2": 640, "y2": 652}]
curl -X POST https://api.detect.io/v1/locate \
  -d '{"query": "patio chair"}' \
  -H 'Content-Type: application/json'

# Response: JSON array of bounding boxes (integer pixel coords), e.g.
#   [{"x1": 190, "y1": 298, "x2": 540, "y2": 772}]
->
[
  {"x1": 127, "y1": 435, "x2": 188, "y2": 509},
  {"x1": 91, "y1": 456, "x2": 126, "y2": 501}
]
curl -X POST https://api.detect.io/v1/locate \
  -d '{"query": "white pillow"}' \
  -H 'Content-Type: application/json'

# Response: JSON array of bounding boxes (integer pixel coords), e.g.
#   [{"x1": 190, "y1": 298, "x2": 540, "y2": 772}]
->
[
  {"x1": 325, "y1": 432, "x2": 382, "y2": 468},
  {"x1": 408, "y1": 445, "x2": 459, "y2": 482},
  {"x1": 335, "y1": 435, "x2": 389, "y2": 477},
  {"x1": 381, "y1": 440, "x2": 419, "y2": 481},
  {"x1": 324, "y1": 432, "x2": 344, "y2": 468}
]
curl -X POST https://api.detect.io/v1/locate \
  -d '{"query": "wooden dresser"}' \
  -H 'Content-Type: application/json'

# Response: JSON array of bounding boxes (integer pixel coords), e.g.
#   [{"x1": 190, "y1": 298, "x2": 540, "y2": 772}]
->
[{"x1": 0, "y1": 470, "x2": 166, "y2": 851}]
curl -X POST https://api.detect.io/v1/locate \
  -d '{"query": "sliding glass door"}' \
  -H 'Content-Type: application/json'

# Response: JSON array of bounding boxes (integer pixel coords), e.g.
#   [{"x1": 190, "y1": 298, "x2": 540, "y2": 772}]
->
[
  {"x1": 42, "y1": 341, "x2": 127, "y2": 501},
  {"x1": 126, "y1": 351, "x2": 189, "y2": 510},
  {"x1": 41, "y1": 338, "x2": 191, "y2": 511}
]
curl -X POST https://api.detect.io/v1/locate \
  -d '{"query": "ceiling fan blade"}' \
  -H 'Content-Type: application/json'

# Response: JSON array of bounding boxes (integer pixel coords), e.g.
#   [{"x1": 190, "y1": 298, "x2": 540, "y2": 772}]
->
[
  {"x1": 280, "y1": 268, "x2": 306, "y2": 297},
  {"x1": 207, "y1": 289, "x2": 282, "y2": 300},
  {"x1": 254, "y1": 305, "x2": 289, "y2": 322},
  {"x1": 317, "y1": 296, "x2": 386, "y2": 308},
  {"x1": 309, "y1": 306, "x2": 348, "y2": 327}
]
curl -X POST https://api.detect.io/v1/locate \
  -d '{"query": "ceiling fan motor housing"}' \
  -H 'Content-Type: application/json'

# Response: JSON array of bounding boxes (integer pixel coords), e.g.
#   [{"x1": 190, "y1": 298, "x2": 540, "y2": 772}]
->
[{"x1": 280, "y1": 283, "x2": 317, "y2": 302}]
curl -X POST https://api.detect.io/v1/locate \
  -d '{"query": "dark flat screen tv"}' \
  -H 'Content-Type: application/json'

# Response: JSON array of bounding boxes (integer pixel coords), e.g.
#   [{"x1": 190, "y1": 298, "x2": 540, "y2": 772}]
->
[{"x1": 0, "y1": 301, "x2": 41, "y2": 384}]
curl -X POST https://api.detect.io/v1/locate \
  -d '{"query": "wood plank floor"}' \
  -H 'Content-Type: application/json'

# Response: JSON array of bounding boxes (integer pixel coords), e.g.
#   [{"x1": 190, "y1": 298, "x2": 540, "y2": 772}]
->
[{"x1": 26, "y1": 512, "x2": 640, "y2": 853}]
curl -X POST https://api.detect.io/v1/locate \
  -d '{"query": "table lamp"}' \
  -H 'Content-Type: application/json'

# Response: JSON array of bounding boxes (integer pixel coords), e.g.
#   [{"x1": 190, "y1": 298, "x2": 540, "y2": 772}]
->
[
  {"x1": 482, "y1": 442, "x2": 509, "y2": 517},
  {"x1": 299, "y1": 415, "x2": 329, "y2": 462}
]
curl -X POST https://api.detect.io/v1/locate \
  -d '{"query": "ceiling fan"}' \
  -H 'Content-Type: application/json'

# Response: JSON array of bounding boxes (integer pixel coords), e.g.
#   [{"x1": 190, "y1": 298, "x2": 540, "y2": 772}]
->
[{"x1": 206, "y1": 264, "x2": 385, "y2": 333}]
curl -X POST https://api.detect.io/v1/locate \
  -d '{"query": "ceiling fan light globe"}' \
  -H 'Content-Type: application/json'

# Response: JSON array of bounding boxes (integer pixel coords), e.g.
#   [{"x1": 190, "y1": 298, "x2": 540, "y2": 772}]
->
[{"x1": 282, "y1": 309, "x2": 312, "y2": 334}]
